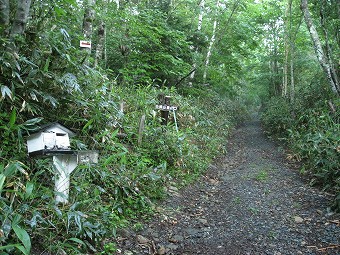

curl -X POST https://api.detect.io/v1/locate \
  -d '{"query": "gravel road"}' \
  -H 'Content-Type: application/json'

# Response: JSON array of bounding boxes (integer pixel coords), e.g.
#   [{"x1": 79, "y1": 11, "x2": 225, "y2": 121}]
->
[{"x1": 116, "y1": 118, "x2": 339, "y2": 255}]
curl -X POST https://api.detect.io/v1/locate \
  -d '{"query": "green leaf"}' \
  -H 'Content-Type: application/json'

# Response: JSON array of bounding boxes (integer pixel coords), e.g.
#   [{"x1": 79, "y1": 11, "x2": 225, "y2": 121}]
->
[
  {"x1": 15, "y1": 245, "x2": 28, "y2": 255},
  {"x1": 0, "y1": 243, "x2": 21, "y2": 250},
  {"x1": 14, "y1": 72, "x2": 24, "y2": 85},
  {"x1": 0, "y1": 174, "x2": 6, "y2": 193},
  {"x1": 22, "y1": 117, "x2": 43, "y2": 132},
  {"x1": 82, "y1": 119, "x2": 94, "y2": 131},
  {"x1": 67, "y1": 237, "x2": 86, "y2": 246},
  {"x1": 12, "y1": 223, "x2": 31, "y2": 255},
  {"x1": 3, "y1": 161, "x2": 26, "y2": 177},
  {"x1": 0, "y1": 85, "x2": 12, "y2": 100},
  {"x1": 23, "y1": 117, "x2": 43, "y2": 126},
  {"x1": 25, "y1": 182, "x2": 34, "y2": 199},
  {"x1": 3, "y1": 163, "x2": 18, "y2": 177},
  {"x1": 9, "y1": 108, "x2": 16, "y2": 129},
  {"x1": 43, "y1": 58, "x2": 50, "y2": 72}
]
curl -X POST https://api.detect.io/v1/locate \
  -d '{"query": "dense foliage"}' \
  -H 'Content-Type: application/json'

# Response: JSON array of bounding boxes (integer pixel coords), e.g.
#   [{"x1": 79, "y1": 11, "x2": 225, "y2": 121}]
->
[
  {"x1": 0, "y1": 0, "x2": 252, "y2": 254},
  {"x1": 1, "y1": 0, "x2": 339, "y2": 254},
  {"x1": 258, "y1": 0, "x2": 340, "y2": 212},
  {"x1": 261, "y1": 94, "x2": 340, "y2": 211}
]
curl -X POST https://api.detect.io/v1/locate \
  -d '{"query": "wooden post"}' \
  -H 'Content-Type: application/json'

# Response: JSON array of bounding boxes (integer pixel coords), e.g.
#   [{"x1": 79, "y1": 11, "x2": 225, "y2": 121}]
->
[
  {"x1": 138, "y1": 115, "x2": 145, "y2": 146},
  {"x1": 117, "y1": 101, "x2": 127, "y2": 139},
  {"x1": 158, "y1": 94, "x2": 171, "y2": 125}
]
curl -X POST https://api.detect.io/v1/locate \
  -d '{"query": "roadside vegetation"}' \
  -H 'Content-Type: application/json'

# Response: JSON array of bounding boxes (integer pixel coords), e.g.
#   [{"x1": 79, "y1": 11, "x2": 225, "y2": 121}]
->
[
  {"x1": 1, "y1": 0, "x2": 339, "y2": 254},
  {"x1": 261, "y1": 89, "x2": 340, "y2": 212}
]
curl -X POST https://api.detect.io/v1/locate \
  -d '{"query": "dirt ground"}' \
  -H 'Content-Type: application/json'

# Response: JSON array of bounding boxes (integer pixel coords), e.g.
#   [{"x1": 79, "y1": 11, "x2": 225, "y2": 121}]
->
[{"x1": 115, "y1": 118, "x2": 340, "y2": 255}]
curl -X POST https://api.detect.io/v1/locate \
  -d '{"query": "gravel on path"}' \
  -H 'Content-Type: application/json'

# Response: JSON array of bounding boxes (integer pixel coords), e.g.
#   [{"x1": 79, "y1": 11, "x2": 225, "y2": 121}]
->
[{"x1": 116, "y1": 118, "x2": 339, "y2": 255}]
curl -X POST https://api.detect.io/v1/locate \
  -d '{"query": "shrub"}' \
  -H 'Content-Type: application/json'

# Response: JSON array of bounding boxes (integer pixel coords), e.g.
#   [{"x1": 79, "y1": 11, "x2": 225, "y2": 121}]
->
[
  {"x1": 261, "y1": 96, "x2": 340, "y2": 211},
  {"x1": 261, "y1": 97, "x2": 293, "y2": 137}
]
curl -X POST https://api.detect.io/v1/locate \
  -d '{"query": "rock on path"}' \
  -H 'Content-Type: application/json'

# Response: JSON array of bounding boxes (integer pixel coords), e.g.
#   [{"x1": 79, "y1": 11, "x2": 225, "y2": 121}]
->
[{"x1": 116, "y1": 118, "x2": 339, "y2": 255}]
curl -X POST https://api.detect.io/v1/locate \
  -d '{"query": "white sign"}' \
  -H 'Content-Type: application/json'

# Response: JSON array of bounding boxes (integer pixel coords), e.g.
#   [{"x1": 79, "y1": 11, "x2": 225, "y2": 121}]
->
[
  {"x1": 80, "y1": 40, "x2": 92, "y2": 49},
  {"x1": 156, "y1": 105, "x2": 178, "y2": 111}
]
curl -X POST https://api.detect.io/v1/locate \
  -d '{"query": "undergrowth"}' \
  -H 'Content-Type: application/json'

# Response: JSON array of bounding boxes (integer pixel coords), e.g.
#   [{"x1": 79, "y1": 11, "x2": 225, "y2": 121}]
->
[
  {"x1": 261, "y1": 89, "x2": 340, "y2": 212},
  {"x1": 0, "y1": 77, "x2": 247, "y2": 254}
]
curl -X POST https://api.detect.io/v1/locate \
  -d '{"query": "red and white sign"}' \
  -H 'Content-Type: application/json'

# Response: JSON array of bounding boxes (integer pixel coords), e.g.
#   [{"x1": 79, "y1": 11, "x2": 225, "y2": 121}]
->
[{"x1": 80, "y1": 40, "x2": 92, "y2": 49}]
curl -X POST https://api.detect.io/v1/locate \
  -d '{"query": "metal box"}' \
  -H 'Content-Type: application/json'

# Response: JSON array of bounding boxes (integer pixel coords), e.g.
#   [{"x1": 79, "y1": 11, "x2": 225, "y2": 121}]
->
[{"x1": 27, "y1": 122, "x2": 76, "y2": 156}]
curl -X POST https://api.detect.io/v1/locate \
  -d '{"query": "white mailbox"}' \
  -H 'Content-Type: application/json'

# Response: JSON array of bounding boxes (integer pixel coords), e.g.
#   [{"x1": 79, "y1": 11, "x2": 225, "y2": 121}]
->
[
  {"x1": 27, "y1": 122, "x2": 76, "y2": 156},
  {"x1": 26, "y1": 122, "x2": 99, "y2": 204}
]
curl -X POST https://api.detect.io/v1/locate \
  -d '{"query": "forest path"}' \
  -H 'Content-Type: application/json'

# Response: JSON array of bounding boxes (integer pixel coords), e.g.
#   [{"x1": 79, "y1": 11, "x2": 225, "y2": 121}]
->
[{"x1": 116, "y1": 116, "x2": 339, "y2": 255}]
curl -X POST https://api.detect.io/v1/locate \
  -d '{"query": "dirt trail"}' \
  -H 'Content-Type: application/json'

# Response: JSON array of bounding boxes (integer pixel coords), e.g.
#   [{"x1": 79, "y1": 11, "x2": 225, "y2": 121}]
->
[{"x1": 116, "y1": 118, "x2": 339, "y2": 255}]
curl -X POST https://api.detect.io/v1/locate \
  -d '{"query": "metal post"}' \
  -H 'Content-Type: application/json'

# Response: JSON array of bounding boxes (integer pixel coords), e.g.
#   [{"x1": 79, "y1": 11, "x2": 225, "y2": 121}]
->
[{"x1": 172, "y1": 109, "x2": 182, "y2": 157}]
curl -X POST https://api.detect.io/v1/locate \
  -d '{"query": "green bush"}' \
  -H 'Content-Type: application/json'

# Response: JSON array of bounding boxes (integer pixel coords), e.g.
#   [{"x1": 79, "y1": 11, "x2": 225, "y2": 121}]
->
[
  {"x1": 1, "y1": 80, "x2": 248, "y2": 253},
  {"x1": 261, "y1": 96, "x2": 340, "y2": 211},
  {"x1": 289, "y1": 104, "x2": 339, "y2": 210},
  {"x1": 261, "y1": 97, "x2": 293, "y2": 137}
]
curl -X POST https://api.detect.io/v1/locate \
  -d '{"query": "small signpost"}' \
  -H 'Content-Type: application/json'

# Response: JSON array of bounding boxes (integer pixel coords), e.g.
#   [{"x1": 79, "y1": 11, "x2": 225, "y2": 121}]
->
[
  {"x1": 80, "y1": 40, "x2": 92, "y2": 49},
  {"x1": 155, "y1": 105, "x2": 178, "y2": 111},
  {"x1": 157, "y1": 94, "x2": 178, "y2": 126},
  {"x1": 155, "y1": 94, "x2": 181, "y2": 156}
]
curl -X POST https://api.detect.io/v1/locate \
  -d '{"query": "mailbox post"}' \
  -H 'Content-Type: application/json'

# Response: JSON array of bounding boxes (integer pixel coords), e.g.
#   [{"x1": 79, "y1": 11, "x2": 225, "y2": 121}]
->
[
  {"x1": 53, "y1": 154, "x2": 78, "y2": 204},
  {"x1": 26, "y1": 122, "x2": 98, "y2": 204}
]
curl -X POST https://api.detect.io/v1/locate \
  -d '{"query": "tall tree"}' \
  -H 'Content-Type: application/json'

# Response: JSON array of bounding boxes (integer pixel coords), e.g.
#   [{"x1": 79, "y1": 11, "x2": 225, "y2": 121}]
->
[
  {"x1": 95, "y1": 21, "x2": 106, "y2": 67},
  {"x1": 300, "y1": 0, "x2": 340, "y2": 95},
  {"x1": 268, "y1": 18, "x2": 282, "y2": 97},
  {"x1": 283, "y1": 0, "x2": 292, "y2": 98},
  {"x1": 0, "y1": 0, "x2": 9, "y2": 27},
  {"x1": 283, "y1": 0, "x2": 302, "y2": 102},
  {"x1": 83, "y1": 0, "x2": 96, "y2": 57},
  {"x1": 10, "y1": 0, "x2": 32, "y2": 37},
  {"x1": 203, "y1": 0, "x2": 219, "y2": 83},
  {"x1": 83, "y1": 0, "x2": 96, "y2": 38},
  {"x1": 190, "y1": 0, "x2": 205, "y2": 81}
]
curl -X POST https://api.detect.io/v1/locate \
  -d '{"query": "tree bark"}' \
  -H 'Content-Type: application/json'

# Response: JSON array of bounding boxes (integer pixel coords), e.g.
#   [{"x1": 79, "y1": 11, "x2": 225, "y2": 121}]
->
[
  {"x1": 283, "y1": 0, "x2": 291, "y2": 98},
  {"x1": 301, "y1": 0, "x2": 339, "y2": 95},
  {"x1": 284, "y1": 0, "x2": 297, "y2": 101},
  {"x1": 82, "y1": 0, "x2": 96, "y2": 40},
  {"x1": 10, "y1": 0, "x2": 32, "y2": 37},
  {"x1": 82, "y1": 0, "x2": 96, "y2": 63},
  {"x1": 290, "y1": 49, "x2": 295, "y2": 101},
  {"x1": 190, "y1": 0, "x2": 205, "y2": 81},
  {"x1": 203, "y1": 0, "x2": 219, "y2": 83},
  {"x1": 320, "y1": 0, "x2": 340, "y2": 93},
  {"x1": 0, "y1": 0, "x2": 9, "y2": 26},
  {"x1": 94, "y1": 21, "x2": 105, "y2": 67}
]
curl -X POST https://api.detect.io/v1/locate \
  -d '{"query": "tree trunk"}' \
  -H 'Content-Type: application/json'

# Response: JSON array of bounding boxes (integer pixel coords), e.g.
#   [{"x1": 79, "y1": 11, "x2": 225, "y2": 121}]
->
[
  {"x1": 283, "y1": 1, "x2": 290, "y2": 98},
  {"x1": 301, "y1": 0, "x2": 339, "y2": 95},
  {"x1": 203, "y1": 0, "x2": 219, "y2": 83},
  {"x1": 320, "y1": 0, "x2": 340, "y2": 93},
  {"x1": 94, "y1": 21, "x2": 105, "y2": 67},
  {"x1": 203, "y1": 19, "x2": 217, "y2": 83},
  {"x1": 273, "y1": 48, "x2": 281, "y2": 96},
  {"x1": 10, "y1": 0, "x2": 32, "y2": 37},
  {"x1": 82, "y1": 0, "x2": 96, "y2": 64},
  {"x1": 290, "y1": 49, "x2": 295, "y2": 102},
  {"x1": 0, "y1": 0, "x2": 9, "y2": 26},
  {"x1": 283, "y1": 54, "x2": 288, "y2": 97},
  {"x1": 83, "y1": 0, "x2": 96, "y2": 39},
  {"x1": 190, "y1": 0, "x2": 205, "y2": 81}
]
